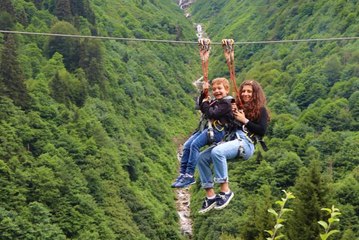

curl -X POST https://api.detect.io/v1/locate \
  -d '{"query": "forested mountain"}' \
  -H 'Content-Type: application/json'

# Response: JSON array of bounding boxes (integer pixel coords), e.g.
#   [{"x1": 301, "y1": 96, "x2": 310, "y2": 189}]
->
[
  {"x1": 188, "y1": 0, "x2": 359, "y2": 240},
  {"x1": 0, "y1": 0, "x2": 200, "y2": 239},
  {"x1": 0, "y1": 0, "x2": 358, "y2": 240}
]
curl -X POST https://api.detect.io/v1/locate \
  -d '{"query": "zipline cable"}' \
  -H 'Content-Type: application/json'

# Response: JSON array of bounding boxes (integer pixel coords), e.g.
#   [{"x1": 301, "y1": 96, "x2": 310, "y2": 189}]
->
[{"x1": 0, "y1": 30, "x2": 358, "y2": 45}]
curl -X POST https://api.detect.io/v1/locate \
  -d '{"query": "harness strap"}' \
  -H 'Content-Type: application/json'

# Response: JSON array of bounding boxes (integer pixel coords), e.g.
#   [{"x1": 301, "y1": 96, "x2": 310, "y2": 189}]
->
[
  {"x1": 221, "y1": 39, "x2": 243, "y2": 109},
  {"x1": 198, "y1": 38, "x2": 211, "y2": 98},
  {"x1": 207, "y1": 120, "x2": 215, "y2": 144},
  {"x1": 213, "y1": 120, "x2": 224, "y2": 131}
]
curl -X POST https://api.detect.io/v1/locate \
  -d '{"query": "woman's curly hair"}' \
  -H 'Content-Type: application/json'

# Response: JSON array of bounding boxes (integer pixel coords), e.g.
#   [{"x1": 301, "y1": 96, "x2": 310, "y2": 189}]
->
[{"x1": 239, "y1": 80, "x2": 270, "y2": 122}]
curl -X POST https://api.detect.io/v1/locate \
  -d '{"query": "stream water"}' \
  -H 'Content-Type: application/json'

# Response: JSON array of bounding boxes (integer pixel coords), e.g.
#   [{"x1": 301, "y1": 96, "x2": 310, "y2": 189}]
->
[
  {"x1": 175, "y1": 2, "x2": 206, "y2": 238},
  {"x1": 174, "y1": 145, "x2": 193, "y2": 239}
]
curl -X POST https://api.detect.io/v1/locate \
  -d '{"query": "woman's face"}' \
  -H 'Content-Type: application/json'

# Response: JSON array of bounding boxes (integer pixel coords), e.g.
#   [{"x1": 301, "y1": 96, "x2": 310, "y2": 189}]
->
[{"x1": 241, "y1": 85, "x2": 253, "y2": 103}]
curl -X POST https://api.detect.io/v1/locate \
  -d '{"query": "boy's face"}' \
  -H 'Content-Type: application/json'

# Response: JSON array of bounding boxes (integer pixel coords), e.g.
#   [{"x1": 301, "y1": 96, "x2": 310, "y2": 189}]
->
[{"x1": 212, "y1": 83, "x2": 229, "y2": 100}]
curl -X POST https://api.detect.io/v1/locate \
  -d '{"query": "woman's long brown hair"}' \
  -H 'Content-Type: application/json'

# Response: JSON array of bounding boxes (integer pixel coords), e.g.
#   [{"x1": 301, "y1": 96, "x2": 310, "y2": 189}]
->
[{"x1": 239, "y1": 80, "x2": 270, "y2": 122}]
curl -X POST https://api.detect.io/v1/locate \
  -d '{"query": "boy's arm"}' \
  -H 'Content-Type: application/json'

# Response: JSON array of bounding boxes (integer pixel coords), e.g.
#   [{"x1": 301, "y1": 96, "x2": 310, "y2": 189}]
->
[{"x1": 200, "y1": 99, "x2": 232, "y2": 119}]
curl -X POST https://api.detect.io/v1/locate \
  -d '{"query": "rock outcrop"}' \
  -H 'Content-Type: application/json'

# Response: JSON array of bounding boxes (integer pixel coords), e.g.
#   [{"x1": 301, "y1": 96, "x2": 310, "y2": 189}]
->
[{"x1": 177, "y1": 0, "x2": 196, "y2": 9}]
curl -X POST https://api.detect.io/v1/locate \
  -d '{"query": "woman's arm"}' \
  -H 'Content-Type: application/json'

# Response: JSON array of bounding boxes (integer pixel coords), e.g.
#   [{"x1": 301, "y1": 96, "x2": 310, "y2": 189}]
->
[{"x1": 245, "y1": 107, "x2": 268, "y2": 136}]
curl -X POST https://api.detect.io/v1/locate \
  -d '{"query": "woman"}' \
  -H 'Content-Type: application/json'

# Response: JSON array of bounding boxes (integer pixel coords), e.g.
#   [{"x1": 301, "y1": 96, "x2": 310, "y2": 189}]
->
[{"x1": 197, "y1": 79, "x2": 270, "y2": 214}]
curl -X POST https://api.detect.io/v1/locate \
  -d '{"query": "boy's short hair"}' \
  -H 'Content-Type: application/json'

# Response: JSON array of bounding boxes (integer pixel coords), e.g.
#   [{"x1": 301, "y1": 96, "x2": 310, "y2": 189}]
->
[{"x1": 211, "y1": 77, "x2": 230, "y2": 90}]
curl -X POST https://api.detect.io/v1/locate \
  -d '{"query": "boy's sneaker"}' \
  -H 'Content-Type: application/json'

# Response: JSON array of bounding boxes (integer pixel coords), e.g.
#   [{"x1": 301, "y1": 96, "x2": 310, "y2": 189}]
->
[
  {"x1": 198, "y1": 197, "x2": 217, "y2": 214},
  {"x1": 214, "y1": 191, "x2": 234, "y2": 210},
  {"x1": 174, "y1": 175, "x2": 195, "y2": 188},
  {"x1": 171, "y1": 175, "x2": 184, "y2": 188}
]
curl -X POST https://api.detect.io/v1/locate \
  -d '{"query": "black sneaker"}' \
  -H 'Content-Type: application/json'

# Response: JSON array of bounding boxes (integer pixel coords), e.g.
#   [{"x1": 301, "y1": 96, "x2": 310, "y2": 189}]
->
[
  {"x1": 214, "y1": 191, "x2": 234, "y2": 210},
  {"x1": 171, "y1": 174, "x2": 184, "y2": 188},
  {"x1": 198, "y1": 197, "x2": 217, "y2": 214}
]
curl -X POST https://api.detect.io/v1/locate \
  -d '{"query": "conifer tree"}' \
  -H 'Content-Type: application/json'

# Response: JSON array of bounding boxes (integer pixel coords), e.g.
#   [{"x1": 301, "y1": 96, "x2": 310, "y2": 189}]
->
[
  {"x1": 0, "y1": 34, "x2": 30, "y2": 109},
  {"x1": 0, "y1": 0, "x2": 15, "y2": 30},
  {"x1": 54, "y1": 0, "x2": 72, "y2": 22},
  {"x1": 286, "y1": 160, "x2": 331, "y2": 240},
  {"x1": 70, "y1": 0, "x2": 95, "y2": 24},
  {"x1": 78, "y1": 39, "x2": 105, "y2": 89},
  {"x1": 32, "y1": 0, "x2": 43, "y2": 9},
  {"x1": 0, "y1": 0, "x2": 15, "y2": 15}
]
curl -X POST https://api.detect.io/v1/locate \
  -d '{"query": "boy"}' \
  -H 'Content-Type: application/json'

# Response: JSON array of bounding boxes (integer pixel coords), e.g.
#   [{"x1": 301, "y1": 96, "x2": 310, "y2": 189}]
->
[{"x1": 171, "y1": 77, "x2": 233, "y2": 188}]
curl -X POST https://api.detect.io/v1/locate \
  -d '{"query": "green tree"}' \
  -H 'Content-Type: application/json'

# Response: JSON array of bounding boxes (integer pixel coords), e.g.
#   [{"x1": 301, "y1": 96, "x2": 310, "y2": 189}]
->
[
  {"x1": 323, "y1": 56, "x2": 342, "y2": 86},
  {"x1": 78, "y1": 39, "x2": 105, "y2": 89},
  {"x1": 0, "y1": 34, "x2": 30, "y2": 108},
  {"x1": 25, "y1": 202, "x2": 66, "y2": 239},
  {"x1": 0, "y1": 0, "x2": 15, "y2": 30},
  {"x1": 286, "y1": 160, "x2": 331, "y2": 240},
  {"x1": 240, "y1": 185, "x2": 274, "y2": 240},
  {"x1": 46, "y1": 21, "x2": 80, "y2": 71},
  {"x1": 349, "y1": 91, "x2": 359, "y2": 129},
  {"x1": 70, "y1": 0, "x2": 96, "y2": 24},
  {"x1": 54, "y1": 0, "x2": 72, "y2": 22}
]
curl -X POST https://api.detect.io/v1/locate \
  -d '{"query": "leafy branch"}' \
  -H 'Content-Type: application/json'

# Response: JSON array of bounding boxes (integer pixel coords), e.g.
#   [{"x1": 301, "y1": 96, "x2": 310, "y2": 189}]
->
[
  {"x1": 318, "y1": 205, "x2": 341, "y2": 240},
  {"x1": 265, "y1": 190, "x2": 295, "y2": 240}
]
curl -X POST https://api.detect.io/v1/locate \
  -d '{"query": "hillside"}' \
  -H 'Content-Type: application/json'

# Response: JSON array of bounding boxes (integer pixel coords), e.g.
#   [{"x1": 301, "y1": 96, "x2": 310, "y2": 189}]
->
[
  {"x1": 0, "y1": 0, "x2": 358, "y2": 240},
  {"x1": 188, "y1": 0, "x2": 359, "y2": 239},
  {"x1": 0, "y1": 0, "x2": 201, "y2": 239}
]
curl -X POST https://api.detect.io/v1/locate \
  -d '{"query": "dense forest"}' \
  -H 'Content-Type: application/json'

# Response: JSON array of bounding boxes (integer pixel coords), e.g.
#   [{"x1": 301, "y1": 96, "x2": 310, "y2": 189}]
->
[
  {"x1": 0, "y1": 0, "x2": 358, "y2": 240},
  {"x1": 189, "y1": 0, "x2": 359, "y2": 240}
]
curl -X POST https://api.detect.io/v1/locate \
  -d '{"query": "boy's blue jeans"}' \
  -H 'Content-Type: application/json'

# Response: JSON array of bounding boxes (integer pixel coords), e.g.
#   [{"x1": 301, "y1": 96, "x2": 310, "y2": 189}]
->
[
  {"x1": 179, "y1": 128, "x2": 224, "y2": 176},
  {"x1": 197, "y1": 130, "x2": 255, "y2": 189}
]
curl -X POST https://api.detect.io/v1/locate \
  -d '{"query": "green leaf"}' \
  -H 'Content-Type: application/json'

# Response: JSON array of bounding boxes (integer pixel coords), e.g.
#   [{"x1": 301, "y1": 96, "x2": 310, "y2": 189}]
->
[
  {"x1": 328, "y1": 217, "x2": 340, "y2": 224},
  {"x1": 321, "y1": 208, "x2": 332, "y2": 213},
  {"x1": 277, "y1": 218, "x2": 285, "y2": 224},
  {"x1": 287, "y1": 194, "x2": 295, "y2": 199},
  {"x1": 282, "y1": 208, "x2": 293, "y2": 213},
  {"x1": 319, "y1": 233, "x2": 327, "y2": 240},
  {"x1": 331, "y1": 205, "x2": 340, "y2": 212},
  {"x1": 275, "y1": 200, "x2": 284, "y2": 207},
  {"x1": 268, "y1": 208, "x2": 278, "y2": 217},
  {"x1": 264, "y1": 230, "x2": 274, "y2": 236},
  {"x1": 331, "y1": 212, "x2": 341, "y2": 217},
  {"x1": 318, "y1": 220, "x2": 328, "y2": 230},
  {"x1": 274, "y1": 223, "x2": 284, "y2": 230},
  {"x1": 274, "y1": 233, "x2": 285, "y2": 239},
  {"x1": 326, "y1": 230, "x2": 340, "y2": 238}
]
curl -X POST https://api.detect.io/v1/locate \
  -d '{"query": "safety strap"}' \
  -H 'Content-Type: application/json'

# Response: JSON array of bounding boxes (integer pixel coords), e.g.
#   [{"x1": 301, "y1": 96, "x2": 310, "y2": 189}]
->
[
  {"x1": 221, "y1": 39, "x2": 243, "y2": 109},
  {"x1": 198, "y1": 38, "x2": 211, "y2": 98}
]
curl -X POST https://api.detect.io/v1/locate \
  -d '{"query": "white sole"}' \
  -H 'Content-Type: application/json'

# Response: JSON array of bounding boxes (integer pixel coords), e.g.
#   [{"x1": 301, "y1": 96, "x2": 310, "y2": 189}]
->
[{"x1": 198, "y1": 202, "x2": 216, "y2": 214}]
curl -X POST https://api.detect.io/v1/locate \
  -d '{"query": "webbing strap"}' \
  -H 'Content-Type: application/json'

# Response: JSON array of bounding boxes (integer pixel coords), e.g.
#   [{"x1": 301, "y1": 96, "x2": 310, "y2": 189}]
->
[
  {"x1": 222, "y1": 39, "x2": 243, "y2": 109},
  {"x1": 198, "y1": 38, "x2": 211, "y2": 98}
]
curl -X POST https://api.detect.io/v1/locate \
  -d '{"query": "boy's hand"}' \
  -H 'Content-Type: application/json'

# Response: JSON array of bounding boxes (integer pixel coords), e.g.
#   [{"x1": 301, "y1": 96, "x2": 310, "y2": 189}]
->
[
  {"x1": 202, "y1": 96, "x2": 211, "y2": 103},
  {"x1": 202, "y1": 81, "x2": 209, "y2": 90}
]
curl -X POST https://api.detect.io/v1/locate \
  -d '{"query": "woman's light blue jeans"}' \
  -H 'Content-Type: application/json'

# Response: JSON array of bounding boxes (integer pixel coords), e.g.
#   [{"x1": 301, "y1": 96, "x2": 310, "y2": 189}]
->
[
  {"x1": 179, "y1": 128, "x2": 225, "y2": 176},
  {"x1": 197, "y1": 130, "x2": 255, "y2": 189}
]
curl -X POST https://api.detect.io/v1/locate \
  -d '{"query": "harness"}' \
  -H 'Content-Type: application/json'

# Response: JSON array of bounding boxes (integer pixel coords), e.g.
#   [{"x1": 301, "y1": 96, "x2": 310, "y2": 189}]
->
[{"x1": 223, "y1": 123, "x2": 268, "y2": 152}]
